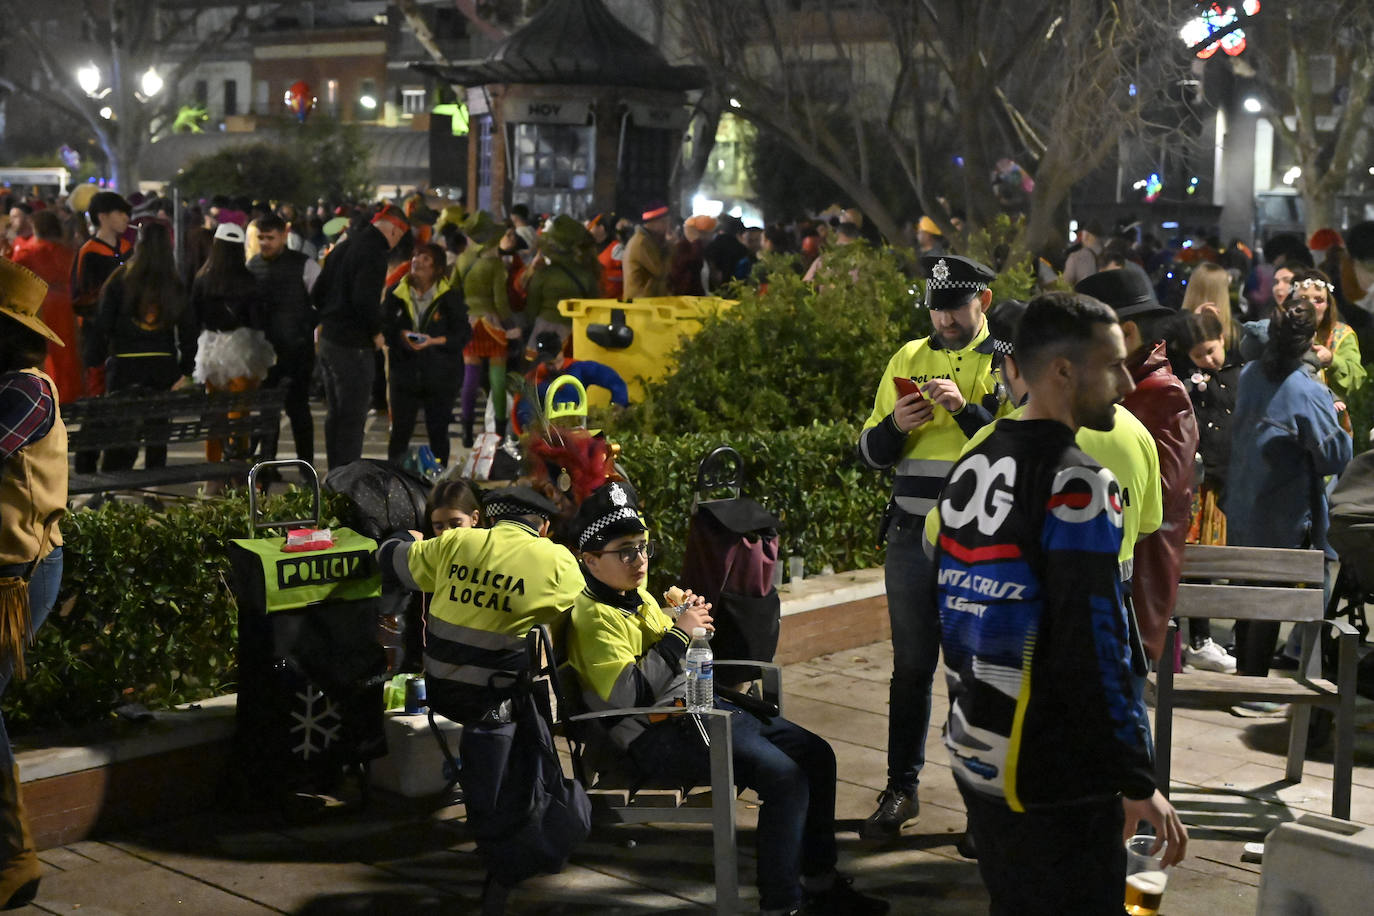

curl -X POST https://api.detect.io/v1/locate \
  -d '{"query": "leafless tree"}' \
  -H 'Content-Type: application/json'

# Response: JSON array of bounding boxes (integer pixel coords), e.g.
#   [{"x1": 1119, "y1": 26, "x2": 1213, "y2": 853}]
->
[
  {"x1": 0, "y1": 0, "x2": 277, "y2": 192},
  {"x1": 1246, "y1": 0, "x2": 1374, "y2": 233},
  {"x1": 674, "y1": 0, "x2": 1190, "y2": 256}
]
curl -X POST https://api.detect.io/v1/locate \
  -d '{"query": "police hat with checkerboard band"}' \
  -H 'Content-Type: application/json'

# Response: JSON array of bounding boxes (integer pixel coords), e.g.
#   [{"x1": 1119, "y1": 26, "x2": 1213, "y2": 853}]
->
[
  {"x1": 481, "y1": 485, "x2": 559, "y2": 523},
  {"x1": 921, "y1": 254, "x2": 996, "y2": 310},
  {"x1": 569, "y1": 481, "x2": 648, "y2": 551}
]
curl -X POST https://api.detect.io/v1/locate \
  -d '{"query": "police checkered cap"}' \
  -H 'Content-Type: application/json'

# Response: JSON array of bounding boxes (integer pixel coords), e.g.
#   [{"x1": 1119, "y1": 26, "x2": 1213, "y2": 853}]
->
[
  {"x1": 572, "y1": 481, "x2": 648, "y2": 550},
  {"x1": 481, "y1": 485, "x2": 558, "y2": 522},
  {"x1": 921, "y1": 254, "x2": 996, "y2": 309},
  {"x1": 992, "y1": 338, "x2": 1015, "y2": 357},
  {"x1": 577, "y1": 506, "x2": 644, "y2": 549}
]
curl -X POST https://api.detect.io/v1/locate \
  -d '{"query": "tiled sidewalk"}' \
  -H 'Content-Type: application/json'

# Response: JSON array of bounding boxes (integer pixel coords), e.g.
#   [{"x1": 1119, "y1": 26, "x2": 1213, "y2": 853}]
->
[{"x1": 18, "y1": 641, "x2": 1374, "y2": 914}]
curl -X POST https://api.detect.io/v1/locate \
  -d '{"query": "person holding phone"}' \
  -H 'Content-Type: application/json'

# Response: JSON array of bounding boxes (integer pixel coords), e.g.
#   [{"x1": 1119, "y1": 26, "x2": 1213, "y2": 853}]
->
[
  {"x1": 382, "y1": 242, "x2": 470, "y2": 466},
  {"x1": 856, "y1": 254, "x2": 1009, "y2": 839}
]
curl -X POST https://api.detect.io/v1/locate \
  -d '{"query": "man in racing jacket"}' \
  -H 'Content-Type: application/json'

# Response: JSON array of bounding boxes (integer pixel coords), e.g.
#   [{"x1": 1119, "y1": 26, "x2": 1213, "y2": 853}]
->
[{"x1": 933, "y1": 292, "x2": 1186, "y2": 914}]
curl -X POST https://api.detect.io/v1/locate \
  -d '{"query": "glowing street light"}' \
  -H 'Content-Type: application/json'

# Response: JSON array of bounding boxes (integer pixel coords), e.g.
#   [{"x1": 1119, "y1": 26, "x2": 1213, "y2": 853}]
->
[
  {"x1": 140, "y1": 67, "x2": 164, "y2": 98},
  {"x1": 359, "y1": 94, "x2": 378, "y2": 110},
  {"x1": 98, "y1": 106, "x2": 113, "y2": 120},
  {"x1": 77, "y1": 63, "x2": 101, "y2": 96},
  {"x1": 1282, "y1": 166, "x2": 1302, "y2": 185},
  {"x1": 1243, "y1": 96, "x2": 1262, "y2": 113}
]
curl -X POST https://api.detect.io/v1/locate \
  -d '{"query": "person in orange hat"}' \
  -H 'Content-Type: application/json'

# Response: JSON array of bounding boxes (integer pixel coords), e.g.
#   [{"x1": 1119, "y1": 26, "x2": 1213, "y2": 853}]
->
[
  {"x1": 0, "y1": 258, "x2": 67, "y2": 911},
  {"x1": 623, "y1": 204, "x2": 672, "y2": 299}
]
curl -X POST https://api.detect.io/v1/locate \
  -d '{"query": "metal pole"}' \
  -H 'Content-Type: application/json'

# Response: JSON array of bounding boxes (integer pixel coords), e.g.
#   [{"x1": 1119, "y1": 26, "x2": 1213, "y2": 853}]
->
[{"x1": 172, "y1": 185, "x2": 184, "y2": 274}]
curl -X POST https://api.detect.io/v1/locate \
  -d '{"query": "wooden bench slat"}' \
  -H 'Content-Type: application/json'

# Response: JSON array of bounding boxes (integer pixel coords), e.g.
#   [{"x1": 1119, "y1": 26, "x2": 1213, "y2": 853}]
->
[
  {"x1": 1174, "y1": 583, "x2": 1325, "y2": 622},
  {"x1": 1181, "y1": 544, "x2": 1325, "y2": 584},
  {"x1": 1152, "y1": 670, "x2": 1337, "y2": 702}
]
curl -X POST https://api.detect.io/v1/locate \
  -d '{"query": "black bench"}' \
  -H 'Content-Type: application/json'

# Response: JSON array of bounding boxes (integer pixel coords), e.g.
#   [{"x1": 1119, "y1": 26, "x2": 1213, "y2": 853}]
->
[{"x1": 62, "y1": 387, "x2": 287, "y2": 496}]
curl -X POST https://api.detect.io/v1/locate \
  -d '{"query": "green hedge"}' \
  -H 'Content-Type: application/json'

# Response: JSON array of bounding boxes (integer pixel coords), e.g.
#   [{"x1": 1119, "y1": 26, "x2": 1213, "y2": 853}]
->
[
  {"x1": 7, "y1": 488, "x2": 346, "y2": 733},
  {"x1": 615, "y1": 423, "x2": 889, "y2": 599},
  {"x1": 8, "y1": 423, "x2": 890, "y2": 730}
]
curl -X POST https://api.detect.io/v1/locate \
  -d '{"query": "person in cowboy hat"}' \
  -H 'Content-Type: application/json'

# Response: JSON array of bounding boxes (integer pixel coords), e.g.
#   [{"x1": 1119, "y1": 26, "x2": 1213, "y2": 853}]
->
[
  {"x1": 856, "y1": 253, "x2": 1009, "y2": 839},
  {"x1": 0, "y1": 259, "x2": 68, "y2": 910}
]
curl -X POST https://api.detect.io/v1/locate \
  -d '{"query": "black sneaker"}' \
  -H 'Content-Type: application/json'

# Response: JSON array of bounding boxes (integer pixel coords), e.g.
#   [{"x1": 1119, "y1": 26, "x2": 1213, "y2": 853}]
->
[
  {"x1": 859, "y1": 787, "x2": 918, "y2": 839},
  {"x1": 804, "y1": 875, "x2": 889, "y2": 915}
]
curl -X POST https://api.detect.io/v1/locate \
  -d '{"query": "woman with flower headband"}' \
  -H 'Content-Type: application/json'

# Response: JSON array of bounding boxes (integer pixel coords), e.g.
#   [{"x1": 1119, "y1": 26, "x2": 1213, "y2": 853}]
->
[
  {"x1": 1225, "y1": 296, "x2": 1352, "y2": 677},
  {"x1": 1291, "y1": 267, "x2": 1365, "y2": 433}
]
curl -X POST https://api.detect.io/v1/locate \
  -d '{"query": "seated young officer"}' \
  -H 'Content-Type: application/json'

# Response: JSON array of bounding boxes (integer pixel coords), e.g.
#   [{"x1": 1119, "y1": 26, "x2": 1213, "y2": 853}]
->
[
  {"x1": 378, "y1": 484, "x2": 584, "y2": 911},
  {"x1": 564, "y1": 481, "x2": 888, "y2": 916}
]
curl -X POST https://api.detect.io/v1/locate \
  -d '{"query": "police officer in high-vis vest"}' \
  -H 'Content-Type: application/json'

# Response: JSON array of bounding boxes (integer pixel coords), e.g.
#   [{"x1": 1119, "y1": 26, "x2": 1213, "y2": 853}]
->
[
  {"x1": 377, "y1": 484, "x2": 583, "y2": 913},
  {"x1": 857, "y1": 254, "x2": 1005, "y2": 839}
]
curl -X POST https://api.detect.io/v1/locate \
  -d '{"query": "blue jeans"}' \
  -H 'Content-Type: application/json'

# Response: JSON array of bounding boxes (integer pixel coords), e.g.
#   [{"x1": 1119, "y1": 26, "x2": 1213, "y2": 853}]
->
[
  {"x1": 0, "y1": 546, "x2": 62, "y2": 770},
  {"x1": 628, "y1": 704, "x2": 838, "y2": 912},
  {"x1": 884, "y1": 510, "x2": 938, "y2": 795},
  {"x1": 319, "y1": 338, "x2": 376, "y2": 469}
]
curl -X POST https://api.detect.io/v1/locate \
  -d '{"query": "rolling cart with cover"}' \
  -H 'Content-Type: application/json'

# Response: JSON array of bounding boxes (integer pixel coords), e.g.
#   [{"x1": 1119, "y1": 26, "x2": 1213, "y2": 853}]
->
[
  {"x1": 680, "y1": 447, "x2": 783, "y2": 677},
  {"x1": 226, "y1": 460, "x2": 389, "y2": 804}
]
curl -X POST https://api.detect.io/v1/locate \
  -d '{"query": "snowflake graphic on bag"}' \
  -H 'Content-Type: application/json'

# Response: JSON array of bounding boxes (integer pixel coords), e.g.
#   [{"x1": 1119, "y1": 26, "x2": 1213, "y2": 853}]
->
[{"x1": 291, "y1": 684, "x2": 342, "y2": 760}]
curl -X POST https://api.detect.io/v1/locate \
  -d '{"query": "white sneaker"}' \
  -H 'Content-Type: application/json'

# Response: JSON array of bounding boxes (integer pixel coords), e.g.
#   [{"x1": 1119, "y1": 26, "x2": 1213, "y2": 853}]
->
[{"x1": 1183, "y1": 638, "x2": 1237, "y2": 673}]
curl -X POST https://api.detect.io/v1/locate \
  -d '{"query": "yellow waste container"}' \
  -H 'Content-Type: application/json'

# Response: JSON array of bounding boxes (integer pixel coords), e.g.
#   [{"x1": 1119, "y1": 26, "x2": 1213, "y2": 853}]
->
[{"x1": 558, "y1": 296, "x2": 735, "y2": 407}]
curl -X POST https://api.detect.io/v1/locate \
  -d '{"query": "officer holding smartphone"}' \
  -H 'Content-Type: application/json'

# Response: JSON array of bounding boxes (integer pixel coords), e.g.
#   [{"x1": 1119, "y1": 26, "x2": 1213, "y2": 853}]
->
[{"x1": 856, "y1": 254, "x2": 1007, "y2": 839}]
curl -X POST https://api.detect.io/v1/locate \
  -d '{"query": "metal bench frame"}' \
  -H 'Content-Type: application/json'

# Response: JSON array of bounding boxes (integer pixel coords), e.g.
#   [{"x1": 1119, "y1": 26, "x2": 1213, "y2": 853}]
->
[
  {"x1": 62, "y1": 387, "x2": 286, "y2": 496},
  {"x1": 567, "y1": 661, "x2": 784, "y2": 916}
]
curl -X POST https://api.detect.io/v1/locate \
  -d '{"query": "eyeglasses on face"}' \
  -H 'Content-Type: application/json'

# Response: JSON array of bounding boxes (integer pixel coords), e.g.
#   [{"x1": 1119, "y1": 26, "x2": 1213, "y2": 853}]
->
[{"x1": 587, "y1": 540, "x2": 656, "y2": 564}]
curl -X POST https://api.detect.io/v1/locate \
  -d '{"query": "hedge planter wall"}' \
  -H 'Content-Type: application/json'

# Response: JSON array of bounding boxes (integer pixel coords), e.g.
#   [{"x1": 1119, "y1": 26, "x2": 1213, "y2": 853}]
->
[{"x1": 8, "y1": 489, "x2": 343, "y2": 734}]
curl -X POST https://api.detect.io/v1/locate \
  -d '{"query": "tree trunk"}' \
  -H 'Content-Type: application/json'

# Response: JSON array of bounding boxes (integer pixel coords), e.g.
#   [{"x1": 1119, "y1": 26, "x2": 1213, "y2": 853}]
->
[
  {"x1": 1302, "y1": 186, "x2": 1338, "y2": 237},
  {"x1": 669, "y1": 90, "x2": 723, "y2": 213},
  {"x1": 110, "y1": 124, "x2": 142, "y2": 194}
]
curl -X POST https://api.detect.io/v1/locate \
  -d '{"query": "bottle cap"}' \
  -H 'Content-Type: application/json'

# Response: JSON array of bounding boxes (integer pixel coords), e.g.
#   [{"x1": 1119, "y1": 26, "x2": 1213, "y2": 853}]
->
[{"x1": 692, "y1": 627, "x2": 707, "y2": 637}]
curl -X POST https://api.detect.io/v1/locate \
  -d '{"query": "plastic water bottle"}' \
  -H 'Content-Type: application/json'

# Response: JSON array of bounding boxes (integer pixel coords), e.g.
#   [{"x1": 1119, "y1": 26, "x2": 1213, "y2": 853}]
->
[{"x1": 685, "y1": 627, "x2": 714, "y2": 713}]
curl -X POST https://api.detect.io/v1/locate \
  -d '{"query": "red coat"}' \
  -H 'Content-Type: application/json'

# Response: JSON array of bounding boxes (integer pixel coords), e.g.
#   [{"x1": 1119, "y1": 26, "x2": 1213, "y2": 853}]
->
[
  {"x1": 12, "y1": 239, "x2": 82, "y2": 403},
  {"x1": 1123, "y1": 340, "x2": 1199, "y2": 661}
]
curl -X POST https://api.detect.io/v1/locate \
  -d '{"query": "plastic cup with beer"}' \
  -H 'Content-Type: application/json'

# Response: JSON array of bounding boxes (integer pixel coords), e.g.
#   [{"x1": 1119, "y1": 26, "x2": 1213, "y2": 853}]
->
[{"x1": 1124, "y1": 834, "x2": 1169, "y2": 915}]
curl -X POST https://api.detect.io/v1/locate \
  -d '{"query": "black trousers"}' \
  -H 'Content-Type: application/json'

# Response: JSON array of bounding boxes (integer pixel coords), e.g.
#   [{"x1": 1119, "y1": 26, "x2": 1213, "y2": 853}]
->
[
  {"x1": 100, "y1": 354, "x2": 181, "y2": 472},
  {"x1": 958, "y1": 780, "x2": 1126, "y2": 916},
  {"x1": 319, "y1": 339, "x2": 374, "y2": 469},
  {"x1": 259, "y1": 346, "x2": 315, "y2": 464},
  {"x1": 387, "y1": 364, "x2": 460, "y2": 466}
]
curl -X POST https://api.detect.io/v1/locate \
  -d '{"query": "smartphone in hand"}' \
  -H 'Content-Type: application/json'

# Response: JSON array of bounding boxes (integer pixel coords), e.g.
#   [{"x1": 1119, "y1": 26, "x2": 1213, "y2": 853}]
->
[{"x1": 893, "y1": 376, "x2": 924, "y2": 400}]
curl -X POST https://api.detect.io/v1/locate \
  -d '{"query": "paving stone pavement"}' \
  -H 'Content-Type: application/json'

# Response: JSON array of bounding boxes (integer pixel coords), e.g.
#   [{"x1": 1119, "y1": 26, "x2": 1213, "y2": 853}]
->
[
  {"x1": 50, "y1": 411, "x2": 1374, "y2": 912},
  {"x1": 17, "y1": 639, "x2": 1374, "y2": 914}
]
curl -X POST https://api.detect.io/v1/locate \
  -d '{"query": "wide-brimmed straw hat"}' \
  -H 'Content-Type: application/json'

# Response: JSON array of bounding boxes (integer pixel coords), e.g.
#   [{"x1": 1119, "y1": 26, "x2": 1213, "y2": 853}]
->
[{"x1": 0, "y1": 259, "x2": 62, "y2": 345}]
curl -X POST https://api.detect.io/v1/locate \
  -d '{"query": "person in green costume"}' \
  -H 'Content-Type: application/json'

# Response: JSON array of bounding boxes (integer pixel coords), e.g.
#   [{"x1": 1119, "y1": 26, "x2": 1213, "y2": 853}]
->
[
  {"x1": 522, "y1": 214, "x2": 600, "y2": 346},
  {"x1": 457, "y1": 211, "x2": 521, "y2": 445}
]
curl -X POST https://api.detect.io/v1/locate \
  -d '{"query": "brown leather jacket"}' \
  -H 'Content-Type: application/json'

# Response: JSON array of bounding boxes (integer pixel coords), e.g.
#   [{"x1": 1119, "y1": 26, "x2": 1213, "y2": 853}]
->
[{"x1": 1123, "y1": 340, "x2": 1199, "y2": 661}]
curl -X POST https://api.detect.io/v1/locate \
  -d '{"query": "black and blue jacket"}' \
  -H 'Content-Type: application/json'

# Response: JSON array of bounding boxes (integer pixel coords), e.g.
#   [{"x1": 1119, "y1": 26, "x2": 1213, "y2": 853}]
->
[{"x1": 933, "y1": 418, "x2": 1156, "y2": 811}]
